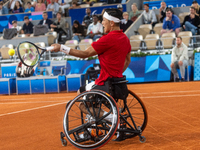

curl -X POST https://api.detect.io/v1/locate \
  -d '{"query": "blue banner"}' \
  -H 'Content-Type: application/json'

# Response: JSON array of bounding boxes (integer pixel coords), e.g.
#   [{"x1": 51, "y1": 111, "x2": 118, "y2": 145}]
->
[
  {"x1": 143, "y1": 0, "x2": 200, "y2": 10},
  {"x1": 69, "y1": 4, "x2": 126, "y2": 25},
  {"x1": 39, "y1": 61, "x2": 51, "y2": 67},
  {"x1": 0, "y1": 11, "x2": 52, "y2": 32}
]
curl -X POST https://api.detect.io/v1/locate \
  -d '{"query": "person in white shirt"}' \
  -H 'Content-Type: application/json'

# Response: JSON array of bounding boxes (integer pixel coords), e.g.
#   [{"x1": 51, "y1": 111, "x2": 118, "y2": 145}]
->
[
  {"x1": 85, "y1": 15, "x2": 103, "y2": 41},
  {"x1": 58, "y1": 0, "x2": 72, "y2": 16},
  {"x1": 9, "y1": 0, "x2": 23, "y2": 10},
  {"x1": 143, "y1": 3, "x2": 157, "y2": 27},
  {"x1": 11, "y1": 20, "x2": 21, "y2": 34},
  {"x1": 170, "y1": 36, "x2": 188, "y2": 82}
]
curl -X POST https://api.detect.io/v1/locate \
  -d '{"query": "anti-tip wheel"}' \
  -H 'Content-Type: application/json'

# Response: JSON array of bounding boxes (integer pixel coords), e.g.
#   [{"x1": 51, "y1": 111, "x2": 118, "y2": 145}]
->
[
  {"x1": 61, "y1": 139, "x2": 67, "y2": 146},
  {"x1": 139, "y1": 136, "x2": 146, "y2": 143}
]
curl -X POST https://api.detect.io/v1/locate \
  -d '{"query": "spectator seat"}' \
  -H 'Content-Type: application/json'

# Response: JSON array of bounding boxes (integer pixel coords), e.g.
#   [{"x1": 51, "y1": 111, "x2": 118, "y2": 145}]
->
[
  {"x1": 138, "y1": 24, "x2": 152, "y2": 39},
  {"x1": 80, "y1": 4, "x2": 90, "y2": 8},
  {"x1": 178, "y1": 31, "x2": 192, "y2": 47},
  {"x1": 144, "y1": 34, "x2": 159, "y2": 50},
  {"x1": 178, "y1": 12, "x2": 189, "y2": 24},
  {"x1": 160, "y1": 32, "x2": 176, "y2": 49},
  {"x1": 130, "y1": 35, "x2": 143, "y2": 51},
  {"x1": 93, "y1": 3, "x2": 103, "y2": 6},
  {"x1": 79, "y1": 39, "x2": 93, "y2": 50},
  {"x1": 153, "y1": 23, "x2": 163, "y2": 36},
  {"x1": 65, "y1": 40, "x2": 78, "y2": 49}
]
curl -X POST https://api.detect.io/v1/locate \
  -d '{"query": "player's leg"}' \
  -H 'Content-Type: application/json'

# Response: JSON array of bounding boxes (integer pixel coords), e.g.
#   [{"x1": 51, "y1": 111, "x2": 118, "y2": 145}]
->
[
  {"x1": 63, "y1": 90, "x2": 119, "y2": 149},
  {"x1": 78, "y1": 82, "x2": 114, "y2": 122}
]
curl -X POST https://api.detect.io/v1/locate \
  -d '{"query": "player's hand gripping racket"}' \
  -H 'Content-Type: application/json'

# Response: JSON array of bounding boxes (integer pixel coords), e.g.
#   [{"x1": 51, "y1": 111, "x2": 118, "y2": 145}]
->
[{"x1": 17, "y1": 41, "x2": 54, "y2": 67}]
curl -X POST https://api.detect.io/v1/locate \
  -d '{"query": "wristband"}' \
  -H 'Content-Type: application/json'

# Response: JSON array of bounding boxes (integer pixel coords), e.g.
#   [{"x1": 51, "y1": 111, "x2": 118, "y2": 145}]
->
[{"x1": 60, "y1": 44, "x2": 71, "y2": 55}]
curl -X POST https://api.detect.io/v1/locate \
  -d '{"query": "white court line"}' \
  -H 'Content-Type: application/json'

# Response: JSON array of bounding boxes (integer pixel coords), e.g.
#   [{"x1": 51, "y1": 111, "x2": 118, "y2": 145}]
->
[
  {"x1": 140, "y1": 93, "x2": 200, "y2": 99},
  {"x1": 1, "y1": 90, "x2": 199, "y2": 101},
  {"x1": 0, "y1": 101, "x2": 69, "y2": 117},
  {"x1": 0, "y1": 96, "x2": 75, "y2": 101},
  {"x1": 139, "y1": 90, "x2": 200, "y2": 95},
  {"x1": 0, "y1": 101, "x2": 66, "y2": 104}
]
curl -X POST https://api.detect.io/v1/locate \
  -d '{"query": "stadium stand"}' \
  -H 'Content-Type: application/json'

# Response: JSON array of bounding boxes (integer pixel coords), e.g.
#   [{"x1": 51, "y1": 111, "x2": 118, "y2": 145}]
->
[
  {"x1": 46, "y1": 31, "x2": 58, "y2": 45},
  {"x1": 178, "y1": 31, "x2": 193, "y2": 47},
  {"x1": 80, "y1": 4, "x2": 90, "y2": 8},
  {"x1": 65, "y1": 40, "x2": 78, "y2": 49},
  {"x1": 153, "y1": 23, "x2": 163, "y2": 36},
  {"x1": 92, "y1": 3, "x2": 104, "y2": 7},
  {"x1": 79, "y1": 39, "x2": 93, "y2": 50},
  {"x1": 0, "y1": 44, "x2": 14, "y2": 59},
  {"x1": 130, "y1": 35, "x2": 143, "y2": 51},
  {"x1": 138, "y1": 24, "x2": 153, "y2": 39},
  {"x1": 178, "y1": 12, "x2": 190, "y2": 24},
  {"x1": 160, "y1": 32, "x2": 176, "y2": 49},
  {"x1": 144, "y1": 34, "x2": 159, "y2": 50}
]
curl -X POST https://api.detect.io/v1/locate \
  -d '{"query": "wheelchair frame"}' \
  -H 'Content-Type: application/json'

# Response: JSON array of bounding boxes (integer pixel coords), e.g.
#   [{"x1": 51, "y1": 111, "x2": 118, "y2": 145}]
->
[{"x1": 60, "y1": 81, "x2": 148, "y2": 149}]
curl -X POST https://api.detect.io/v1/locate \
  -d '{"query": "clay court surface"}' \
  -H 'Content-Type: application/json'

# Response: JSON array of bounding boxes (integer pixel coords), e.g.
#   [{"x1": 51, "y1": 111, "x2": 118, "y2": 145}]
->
[{"x1": 1, "y1": 81, "x2": 200, "y2": 150}]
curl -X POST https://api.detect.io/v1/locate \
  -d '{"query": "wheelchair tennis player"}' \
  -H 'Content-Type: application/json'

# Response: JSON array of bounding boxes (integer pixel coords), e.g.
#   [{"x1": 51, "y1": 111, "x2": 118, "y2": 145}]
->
[{"x1": 51, "y1": 8, "x2": 131, "y2": 141}]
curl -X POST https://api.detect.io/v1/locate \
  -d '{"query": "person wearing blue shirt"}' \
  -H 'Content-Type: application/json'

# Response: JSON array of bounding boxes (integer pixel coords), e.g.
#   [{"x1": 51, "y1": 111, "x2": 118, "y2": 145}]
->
[
  {"x1": 25, "y1": 2, "x2": 35, "y2": 13},
  {"x1": 161, "y1": 8, "x2": 180, "y2": 36},
  {"x1": 0, "y1": 2, "x2": 9, "y2": 15}
]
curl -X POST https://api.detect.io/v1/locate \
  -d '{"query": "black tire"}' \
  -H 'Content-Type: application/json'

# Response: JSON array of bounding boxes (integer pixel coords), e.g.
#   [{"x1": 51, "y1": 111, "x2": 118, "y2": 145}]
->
[
  {"x1": 63, "y1": 90, "x2": 119, "y2": 150},
  {"x1": 115, "y1": 90, "x2": 148, "y2": 133}
]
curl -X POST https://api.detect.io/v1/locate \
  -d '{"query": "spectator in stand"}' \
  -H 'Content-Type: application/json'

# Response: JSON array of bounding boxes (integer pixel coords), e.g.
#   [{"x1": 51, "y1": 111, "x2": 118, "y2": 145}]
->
[
  {"x1": 72, "y1": 20, "x2": 85, "y2": 42},
  {"x1": 85, "y1": 14, "x2": 103, "y2": 41},
  {"x1": 82, "y1": 0, "x2": 96, "y2": 6},
  {"x1": 9, "y1": 0, "x2": 23, "y2": 11},
  {"x1": 120, "y1": 12, "x2": 133, "y2": 32},
  {"x1": 143, "y1": 3, "x2": 157, "y2": 27},
  {"x1": 35, "y1": 0, "x2": 46, "y2": 12},
  {"x1": 170, "y1": 36, "x2": 188, "y2": 82},
  {"x1": 50, "y1": 12, "x2": 68, "y2": 43},
  {"x1": 0, "y1": 2, "x2": 9, "y2": 15},
  {"x1": 21, "y1": 16, "x2": 34, "y2": 37},
  {"x1": 46, "y1": 0, "x2": 59, "y2": 18},
  {"x1": 82, "y1": 8, "x2": 93, "y2": 28},
  {"x1": 69, "y1": 1, "x2": 80, "y2": 9},
  {"x1": 161, "y1": 8, "x2": 180, "y2": 36},
  {"x1": 38, "y1": 11, "x2": 53, "y2": 29},
  {"x1": 25, "y1": 2, "x2": 35, "y2": 12},
  {"x1": 12, "y1": 1, "x2": 23, "y2": 13},
  {"x1": 58, "y1": 0, "x2": 72, "y2": 16},
  {"x1": 192, "y1": 1, "x2": 200, "y2": 16},
  {"x1": 129, "y1": 3, "x2": 140, "y2": 22},
  {"x1": 11, "y1": 20, "x2": 21, "y2": 33},
  {"x1": 117, "y1": 4, "x2": 123, "y2": 12},
  {"x1": 159, "y1": 1, "x2": 168, "y2": 23},
  {"x1": 46, "y1": 0, "x2": 51, "y2": 5},
  {"x1": 182, "y1": 7, "x2": 200, "y2": 44}
]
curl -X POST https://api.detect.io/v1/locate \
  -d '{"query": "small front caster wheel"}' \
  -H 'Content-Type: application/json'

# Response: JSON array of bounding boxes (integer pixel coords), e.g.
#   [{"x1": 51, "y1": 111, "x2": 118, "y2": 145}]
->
[{"x1": 139, "y1": 136, "x2": 146, "y2": 143}]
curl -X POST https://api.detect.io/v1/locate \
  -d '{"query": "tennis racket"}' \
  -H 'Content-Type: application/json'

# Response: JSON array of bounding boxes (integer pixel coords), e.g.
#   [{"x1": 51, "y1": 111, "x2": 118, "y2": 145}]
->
[{"x1": 17, "y1": 41, "x2": 54, "y2": 67}]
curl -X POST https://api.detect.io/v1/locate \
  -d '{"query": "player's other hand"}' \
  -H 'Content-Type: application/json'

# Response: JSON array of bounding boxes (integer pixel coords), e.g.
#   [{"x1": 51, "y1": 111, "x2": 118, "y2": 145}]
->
[{"x1": 51, "y1": 44, "x2": 61, "y2": 52}]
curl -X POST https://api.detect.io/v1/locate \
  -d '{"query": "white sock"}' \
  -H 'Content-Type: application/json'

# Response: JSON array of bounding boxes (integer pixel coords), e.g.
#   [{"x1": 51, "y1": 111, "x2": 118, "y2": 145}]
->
[{"x1": 103, "y1": 111, "x2": 113, "y2": 122}]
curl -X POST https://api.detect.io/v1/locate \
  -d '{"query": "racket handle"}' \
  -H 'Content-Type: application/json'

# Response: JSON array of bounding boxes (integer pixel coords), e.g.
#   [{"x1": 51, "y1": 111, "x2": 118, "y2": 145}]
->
[{"x1": 46, "y1": 47, "x2": 54, "y2": 51}]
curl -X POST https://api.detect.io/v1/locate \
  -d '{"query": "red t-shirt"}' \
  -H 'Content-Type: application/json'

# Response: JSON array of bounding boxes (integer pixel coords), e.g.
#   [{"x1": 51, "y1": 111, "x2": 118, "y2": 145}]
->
[{"x1": 92, "y1": 30, "x2": 131, "y2": 85}]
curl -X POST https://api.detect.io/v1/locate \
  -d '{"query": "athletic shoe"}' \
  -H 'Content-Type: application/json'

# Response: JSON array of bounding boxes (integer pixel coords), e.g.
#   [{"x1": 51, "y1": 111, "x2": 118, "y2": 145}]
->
[
  {"x1": 78, "y1": 128, "x2": 103, "y2": 140},
  {"x1": 90, "y1": 128, "x2": 103, "y2": 137},
  {"x1": 175, "y1": 77, "x2": 179, "y2": 82},
  {"x1": 180, "y1": 78, "x2": 185, "y2": 82}
]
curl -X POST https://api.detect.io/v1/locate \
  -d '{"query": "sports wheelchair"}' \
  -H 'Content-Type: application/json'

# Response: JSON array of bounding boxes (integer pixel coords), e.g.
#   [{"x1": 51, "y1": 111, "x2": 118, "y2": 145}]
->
[{"x1": 60, "y1": 76, "x2": 148, "y2": 149}]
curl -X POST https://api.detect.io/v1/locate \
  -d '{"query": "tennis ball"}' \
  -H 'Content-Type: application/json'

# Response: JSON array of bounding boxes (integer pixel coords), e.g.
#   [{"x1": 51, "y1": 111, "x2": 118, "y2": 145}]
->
[{"x1": 8, "y1": 49, "x2": 15, "y2": 56}]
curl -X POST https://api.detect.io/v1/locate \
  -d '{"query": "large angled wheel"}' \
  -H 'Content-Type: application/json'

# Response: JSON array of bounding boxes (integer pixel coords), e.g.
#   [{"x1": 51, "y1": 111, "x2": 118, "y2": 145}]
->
[
  {"x1": 114, "y1": 90, "x2": 148, "y2": 138},
  {"x1": 63, "y1": 90, "x2": 119, "y2": 150}
]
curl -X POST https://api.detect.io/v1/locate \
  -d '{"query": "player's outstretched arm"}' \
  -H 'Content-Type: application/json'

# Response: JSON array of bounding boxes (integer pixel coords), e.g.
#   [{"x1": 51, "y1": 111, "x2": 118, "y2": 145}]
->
[{"x1": 51, "y1": 44, "x2": 97, "y2": 58}]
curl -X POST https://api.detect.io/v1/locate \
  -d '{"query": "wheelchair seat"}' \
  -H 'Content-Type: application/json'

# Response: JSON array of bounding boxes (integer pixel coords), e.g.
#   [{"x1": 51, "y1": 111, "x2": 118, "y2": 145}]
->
[{"x1": 108, "y1": 76, "x2": 129, "y2": 101}]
